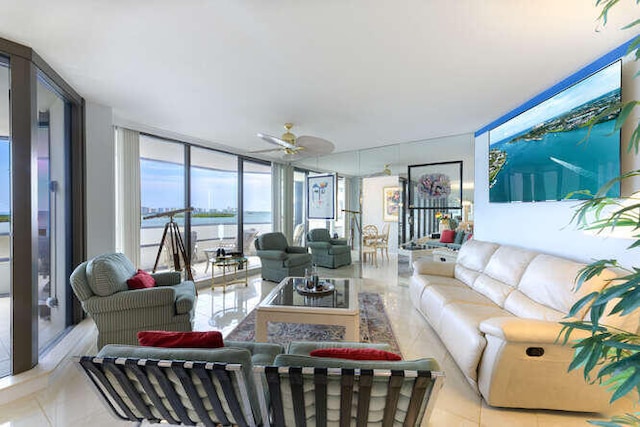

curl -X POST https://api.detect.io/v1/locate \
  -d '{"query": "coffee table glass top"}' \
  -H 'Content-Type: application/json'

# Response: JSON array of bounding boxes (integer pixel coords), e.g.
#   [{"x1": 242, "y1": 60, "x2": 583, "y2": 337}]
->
[{"x1": 262, "y1": 277, "x2": 351, "y2": 309}]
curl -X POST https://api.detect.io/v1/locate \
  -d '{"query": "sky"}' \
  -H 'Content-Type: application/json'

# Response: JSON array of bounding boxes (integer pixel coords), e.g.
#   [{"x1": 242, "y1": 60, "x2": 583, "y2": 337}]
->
[
  {"x1": 140, "y1": 159, "x2": 271, "y2": 211},
  {"x1": 489, "y1": 60, "x2": 621, "y2": 145},
  {"x1": 0, "y1": 153, "x2": 272, "y2": 215}
]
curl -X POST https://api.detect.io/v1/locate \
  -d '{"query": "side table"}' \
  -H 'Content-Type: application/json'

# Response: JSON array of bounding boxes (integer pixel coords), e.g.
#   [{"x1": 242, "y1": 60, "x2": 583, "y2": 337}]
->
[{"x1": 211, "y1": 255, "x2": 248, "y2": 292}]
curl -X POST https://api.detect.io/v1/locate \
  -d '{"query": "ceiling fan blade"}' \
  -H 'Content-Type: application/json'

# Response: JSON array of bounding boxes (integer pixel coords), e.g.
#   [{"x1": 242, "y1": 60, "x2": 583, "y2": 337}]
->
[
  {"x1": 248, "y1": 147, "x2": 283, "y2": 154},
  {"x1": 257, "y1": 132, "x2": 296, "y2": 149},
  {"x1": 295, "y1": 136, "x2": 335, "y2": 156}
]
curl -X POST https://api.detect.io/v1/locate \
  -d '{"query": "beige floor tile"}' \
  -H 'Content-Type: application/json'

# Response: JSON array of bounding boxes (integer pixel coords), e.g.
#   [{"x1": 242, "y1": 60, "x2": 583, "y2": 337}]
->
[{"x1": 480, "y1": 402, "x2": 538, "y2": 427}]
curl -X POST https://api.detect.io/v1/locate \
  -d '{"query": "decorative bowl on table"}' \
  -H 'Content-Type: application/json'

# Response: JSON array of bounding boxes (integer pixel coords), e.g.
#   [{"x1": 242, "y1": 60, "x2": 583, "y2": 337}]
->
[{"x1": 295, "y1": 281, "x2": 335, "y2": 296}]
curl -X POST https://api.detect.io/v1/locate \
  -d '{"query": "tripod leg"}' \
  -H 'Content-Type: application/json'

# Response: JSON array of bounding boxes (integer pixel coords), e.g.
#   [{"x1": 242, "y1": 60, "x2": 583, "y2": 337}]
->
[
  {"x1": 169, "y1": 223, "x2": 181, "y2": 271},
  {"x1": 173, "y1": 224, "x2": 194, "y2": 281},
  {"x1": 152, "y1": 223, "x2": 171, "y2": 273}
]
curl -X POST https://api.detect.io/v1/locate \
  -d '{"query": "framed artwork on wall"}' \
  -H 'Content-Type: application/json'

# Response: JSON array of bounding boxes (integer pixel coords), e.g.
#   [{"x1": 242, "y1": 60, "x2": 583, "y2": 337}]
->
[
  {"x1": 383, "y1": 186, "x2": 401, "y2": 222},
  {"x1": 408, "y1": 161, "x2": 463, "y2": 210},
  {"x1": 307, "y1": 174, "x2": 336, "y2": 219}
]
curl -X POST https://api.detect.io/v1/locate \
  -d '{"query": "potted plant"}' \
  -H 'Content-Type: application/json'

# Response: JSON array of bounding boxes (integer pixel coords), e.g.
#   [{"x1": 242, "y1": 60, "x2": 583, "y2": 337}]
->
[{"x1": 561, "y1": 2, "x2": 640, "y2": 425}]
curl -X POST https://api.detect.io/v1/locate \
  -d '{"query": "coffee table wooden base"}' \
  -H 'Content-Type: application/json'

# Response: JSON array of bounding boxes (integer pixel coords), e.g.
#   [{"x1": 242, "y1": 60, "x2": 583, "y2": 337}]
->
[{"x1": 255, "y1": 308, "x2": 360, "y2": 342}]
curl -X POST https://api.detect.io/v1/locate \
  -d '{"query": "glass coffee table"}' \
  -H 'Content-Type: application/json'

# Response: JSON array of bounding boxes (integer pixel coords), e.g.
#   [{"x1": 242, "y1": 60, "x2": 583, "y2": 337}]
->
[{"x1": 255, "y1": 277, "x2": 360, "y2": 342}]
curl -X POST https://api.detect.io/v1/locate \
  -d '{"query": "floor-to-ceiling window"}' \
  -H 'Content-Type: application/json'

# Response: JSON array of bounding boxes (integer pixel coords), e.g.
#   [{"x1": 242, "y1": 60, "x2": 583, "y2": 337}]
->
[
  {"x1": 190, "y1": 148, "x2": 238, "y2": 259},
  {"x1": 139, "y1": 135, "x2": 185, "y2": 271},
  {"x1": 136, "y1": 134, "x2": 272, "y2": 276},
  {"x1": 243, "y1": 160, "x2": 272, "y2": 254},
  {"x1": 0, "y1": 59, "x2": 10, "y2": 377}
]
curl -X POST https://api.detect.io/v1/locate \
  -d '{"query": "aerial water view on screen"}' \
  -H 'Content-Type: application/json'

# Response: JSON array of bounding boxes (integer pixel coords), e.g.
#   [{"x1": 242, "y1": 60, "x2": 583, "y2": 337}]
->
[{"x1": 489, "y1": 60, "x2": 622, "y2": 203}]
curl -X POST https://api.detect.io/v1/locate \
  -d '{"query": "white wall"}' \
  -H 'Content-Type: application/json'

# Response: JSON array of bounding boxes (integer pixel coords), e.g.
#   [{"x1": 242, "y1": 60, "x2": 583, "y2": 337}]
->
[
  {"x1": 85, "y1": 102, "x2": 116, "y2": 258},
  {"x1": 474, "y1": 53, "x2": 640, "y2": 267},
  {"x1": 362, "y1": 176, "x2": 399, "y2": 254}
]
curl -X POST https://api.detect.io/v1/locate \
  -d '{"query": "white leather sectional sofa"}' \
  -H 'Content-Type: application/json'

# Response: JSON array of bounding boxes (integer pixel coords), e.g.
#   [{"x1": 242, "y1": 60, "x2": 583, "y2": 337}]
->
[{"x1": 410, "y1": 239, "x2": 638, "y2": 412}]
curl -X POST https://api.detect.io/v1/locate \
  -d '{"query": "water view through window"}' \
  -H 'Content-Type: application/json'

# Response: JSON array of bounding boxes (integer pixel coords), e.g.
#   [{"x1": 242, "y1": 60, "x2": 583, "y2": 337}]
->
[{"x1": 140, "y1": 137, "x2": 272, "y2": 271}]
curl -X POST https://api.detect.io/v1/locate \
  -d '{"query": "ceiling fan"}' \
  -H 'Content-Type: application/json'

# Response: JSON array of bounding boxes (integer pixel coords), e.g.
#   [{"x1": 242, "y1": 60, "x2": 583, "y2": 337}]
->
[{"x1": 252, "y1": 123, "x2": 335, "y2": 160}]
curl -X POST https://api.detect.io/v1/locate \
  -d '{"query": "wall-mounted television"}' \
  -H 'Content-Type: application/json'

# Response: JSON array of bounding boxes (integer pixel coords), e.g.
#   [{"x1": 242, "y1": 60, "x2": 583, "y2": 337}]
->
[{"x1": 489, "y1": 60, "x2": 622, "y2": 203}]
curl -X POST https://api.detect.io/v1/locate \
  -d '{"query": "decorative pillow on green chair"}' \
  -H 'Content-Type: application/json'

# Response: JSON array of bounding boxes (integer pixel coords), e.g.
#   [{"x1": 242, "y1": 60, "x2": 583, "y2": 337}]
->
[
  {"x1": 310, "y1": 347, "x2": 401, "y2": 361},
  {"x1": 137, "y1": 330, "x2": 224, "y2": 348}
]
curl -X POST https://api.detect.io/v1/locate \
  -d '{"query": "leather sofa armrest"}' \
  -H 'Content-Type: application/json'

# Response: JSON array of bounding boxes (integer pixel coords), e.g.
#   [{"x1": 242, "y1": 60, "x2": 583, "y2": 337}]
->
[
  {"x1": 256, "y1": 250, "x2": 287, "y2": 260},
  {"x1": 479, "y1": 317, "x2": 590, "y2": 344},
  {"x1": 413, "y1": 259, "x2": 455, "y2": 277},
  {"x1": 286, "y1": 246, "x2": 308, "y2": 254}
]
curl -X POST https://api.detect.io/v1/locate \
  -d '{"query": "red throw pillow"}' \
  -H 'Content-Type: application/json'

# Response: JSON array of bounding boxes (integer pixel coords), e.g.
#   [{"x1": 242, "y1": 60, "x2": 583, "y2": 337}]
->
[
  {"x1": 127, "y1": 269, "x2": 156, "y2": 290},
  {"x1": 439, "y1": 229, "x2": 456, "y2": 243},
  {"x1": 137, "y1": 330, "x2": 224, "y2": 349},
  {"x1": 310, "y1": 347, "x2": 402, "y2": 361}
]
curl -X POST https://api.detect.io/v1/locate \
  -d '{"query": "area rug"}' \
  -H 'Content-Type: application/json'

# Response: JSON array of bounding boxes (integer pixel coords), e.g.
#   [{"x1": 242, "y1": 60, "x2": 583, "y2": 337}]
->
[{"x1": 225, "y1": 292, "x2": 401, "y2": 354}]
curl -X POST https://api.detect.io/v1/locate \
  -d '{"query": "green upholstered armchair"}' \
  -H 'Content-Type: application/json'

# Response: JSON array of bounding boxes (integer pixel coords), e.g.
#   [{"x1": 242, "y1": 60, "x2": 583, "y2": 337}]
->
[
  {"x1": 254, "y1": 232, "x2": 312, "y2": 282},
  {"x1": 70, "y1": 252, "x2": 196, "y2": 349},
  {"x1": 306, "y1": 228, "x2": 352, "y2": 268}
]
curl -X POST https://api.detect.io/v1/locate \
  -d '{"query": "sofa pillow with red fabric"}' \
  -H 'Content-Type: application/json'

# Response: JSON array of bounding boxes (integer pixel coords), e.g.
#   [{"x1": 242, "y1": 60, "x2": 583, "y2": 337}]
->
[
  {"x1": 137, "y1": 330, "x2": 224, "y2": 349},
  {"x1": 439, "y1": 229, "x2": 456, "y2": 244},
  {"x1": 126, "y1": 269, "x2": 156, "y2": 290},
  {"x1": 310, "y1": 347, "x2": 402, "y2": 361}
]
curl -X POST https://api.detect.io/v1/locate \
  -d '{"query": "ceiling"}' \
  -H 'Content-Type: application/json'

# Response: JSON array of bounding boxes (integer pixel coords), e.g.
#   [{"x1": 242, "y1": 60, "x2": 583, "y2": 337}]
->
[{"x1": 0, "y1": 1, "x2": 636, "y2": 158}]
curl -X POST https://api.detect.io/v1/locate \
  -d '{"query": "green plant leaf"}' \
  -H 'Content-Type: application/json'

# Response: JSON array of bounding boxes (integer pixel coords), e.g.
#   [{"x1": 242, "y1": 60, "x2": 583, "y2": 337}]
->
[
  {"x1": 621, "y1": 19, "x2": 640, "y2": 30},
  {"x1": 610, "y1": 369, "x2": 640, "y2": 402},
  {"x1": 568, "y1": 291, "x2": 600, "y2": 317}
]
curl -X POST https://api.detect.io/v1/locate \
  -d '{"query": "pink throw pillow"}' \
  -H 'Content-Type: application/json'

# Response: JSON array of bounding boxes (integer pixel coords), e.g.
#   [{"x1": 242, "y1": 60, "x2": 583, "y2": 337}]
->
[
  {"x1": 310, "y1": 347, "x2": 402, "y2": 361},
  {"x1": 137, "y1": 330, "x2": 224, "y2": 349},
  {"x1": 439, "y1": 229, "x2": 455, "y2": 243},
  {"x1": 127, "y1": 269, "x2": 156, "y2": 290}
]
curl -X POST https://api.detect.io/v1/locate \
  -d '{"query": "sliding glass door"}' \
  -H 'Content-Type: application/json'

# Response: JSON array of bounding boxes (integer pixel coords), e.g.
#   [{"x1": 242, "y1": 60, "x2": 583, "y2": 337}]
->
[{"x1": 36, "y1": 75, "x2": 72, "y2": 353}]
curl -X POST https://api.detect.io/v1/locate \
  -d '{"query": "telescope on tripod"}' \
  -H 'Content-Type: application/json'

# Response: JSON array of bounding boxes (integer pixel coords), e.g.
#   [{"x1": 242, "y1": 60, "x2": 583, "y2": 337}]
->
[{"x1": 144, "y1": 207, "x2": 194, "y2": 281}]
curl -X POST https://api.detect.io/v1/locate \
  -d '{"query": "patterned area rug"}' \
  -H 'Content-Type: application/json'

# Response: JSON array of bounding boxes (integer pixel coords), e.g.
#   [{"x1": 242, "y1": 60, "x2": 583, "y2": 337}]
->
[{"x1": 225, "y1": 292, "x2": 401, "y2": 354}]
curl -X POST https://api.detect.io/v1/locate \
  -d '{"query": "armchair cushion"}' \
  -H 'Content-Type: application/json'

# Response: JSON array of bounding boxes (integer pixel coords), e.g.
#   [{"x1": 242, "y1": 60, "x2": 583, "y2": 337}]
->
[
  {"x1": 137, "y1": 330, "x2": 224, "y2": 348},
  {"x1": 86, "y1": 253, "x2": 135, "y2": 296},
  {"x1": 286, "y1": 246, "x2": 308, "y2": 254},
  {"x1": 255, "y1": 250, "x2": 287, "y2": 260}
]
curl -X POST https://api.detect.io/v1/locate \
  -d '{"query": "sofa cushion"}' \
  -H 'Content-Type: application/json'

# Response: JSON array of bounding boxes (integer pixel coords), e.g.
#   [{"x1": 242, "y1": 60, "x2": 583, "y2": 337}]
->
[
  {"x1": 137, "y1": 330, "x2": 224, "y2": 348},
  {"x1": 86, "y1": 253, "x2": 136, "y2": 296},
  {"x1": 420, "y1": 284, "x2": 495, "y2": 331},
  {"x1": 518, "y1": 254, "x2": 616, "y2": 318},
  {"x1": 454, "y1": 264, "x2": 482, "y2": 288},
  {"x1": 452, "y1": 230, "x2": 464, "y2": 245},
  {"x1": 484, "y1": 246, "x2": 538, "y2": 287},
  {"x1": 438, "y1": 302, "x2": 513, "y2": 383},
  {"x1": 472, "y1": 275, "x2": 515, "y2": 307},
  {"x1": 503, "y1": 289, "x2": 566, "y2": 321},
  {"x1": 456, "y1": 240, "x2": 499, "y2": 273}
]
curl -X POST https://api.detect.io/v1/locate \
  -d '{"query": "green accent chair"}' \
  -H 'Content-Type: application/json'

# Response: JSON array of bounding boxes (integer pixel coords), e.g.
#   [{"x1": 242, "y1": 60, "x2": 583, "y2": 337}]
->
[
  {"x1": 306, "y1": 228, "x2": 352, "y2": 268},
  {"x1": 254, "y1": 232, "x2": 312, "y2": 282},
  {"x1": 70, "y1": 252, "x2": 197, "y2": 349}
]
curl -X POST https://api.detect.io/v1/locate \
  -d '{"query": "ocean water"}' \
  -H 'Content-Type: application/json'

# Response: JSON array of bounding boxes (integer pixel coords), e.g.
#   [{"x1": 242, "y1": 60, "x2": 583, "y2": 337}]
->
[
  {"x1": 489, "y1": 120, "x2": 620, "y2": 203},
  {"x1": 141, "y1": 211, "x2": 271, "y2": 228}
]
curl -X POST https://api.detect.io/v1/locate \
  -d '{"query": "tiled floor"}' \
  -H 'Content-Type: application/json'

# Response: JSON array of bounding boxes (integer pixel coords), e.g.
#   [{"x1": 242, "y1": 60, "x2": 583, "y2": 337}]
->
[{"x1": 0, "y1": 255, "x2": 635, "y2": 426}]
